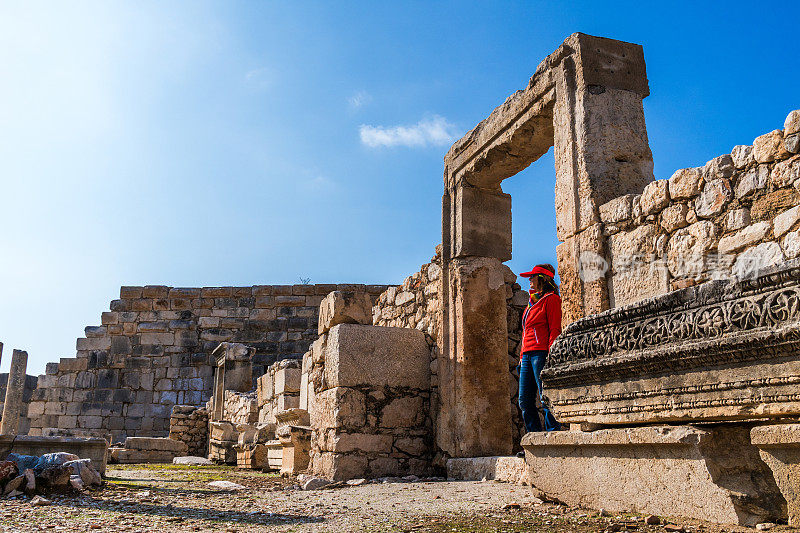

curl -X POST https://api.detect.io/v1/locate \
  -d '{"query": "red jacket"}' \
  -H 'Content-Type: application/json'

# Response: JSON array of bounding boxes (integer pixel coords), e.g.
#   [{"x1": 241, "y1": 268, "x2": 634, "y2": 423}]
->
[{"x1": 520, "y1": 292, "x2": 562, "y2": 356}]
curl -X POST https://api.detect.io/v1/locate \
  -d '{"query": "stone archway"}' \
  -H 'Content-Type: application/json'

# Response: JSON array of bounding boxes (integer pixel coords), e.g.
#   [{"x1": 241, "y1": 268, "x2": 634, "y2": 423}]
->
[{"x1": 437, "y1": 33, "x2": 655, "y2": 457}]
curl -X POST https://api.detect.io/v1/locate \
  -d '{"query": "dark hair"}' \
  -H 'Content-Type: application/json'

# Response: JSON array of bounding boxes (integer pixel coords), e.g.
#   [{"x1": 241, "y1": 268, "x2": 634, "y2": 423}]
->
[{"x1": 534, "y1": 263, "x2": 559, "y2": 296}]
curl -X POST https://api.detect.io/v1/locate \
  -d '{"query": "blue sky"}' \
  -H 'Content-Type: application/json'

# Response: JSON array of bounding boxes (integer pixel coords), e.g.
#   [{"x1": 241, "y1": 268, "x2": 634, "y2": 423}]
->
[{"x1": 1, "y1": 1, "x2": 798, "y2": 375}]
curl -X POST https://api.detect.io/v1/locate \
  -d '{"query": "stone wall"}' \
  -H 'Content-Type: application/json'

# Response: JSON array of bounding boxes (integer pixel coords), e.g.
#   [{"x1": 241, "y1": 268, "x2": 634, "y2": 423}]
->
[
  {"x1": 372, "y1": 249, "x2": 528, "y2": 453},
  {"x1": 222, "y1": 390, "x2": 258, "y2": 426},
  {"x1": 0, "y1": 373, "x2": 38, "y2": 435},
  {"x1": 256, "y1": 360, "x2": 301, "y2": 425},
  {"x1": 27, "y1": 283, "x2": 386, "y2": 442},
  {"x1": 598, "y1": 110, "x2": 800, "y2": 308},
  {"x1": 168, "y1": 405, "x2": 209, "y2": 457}
]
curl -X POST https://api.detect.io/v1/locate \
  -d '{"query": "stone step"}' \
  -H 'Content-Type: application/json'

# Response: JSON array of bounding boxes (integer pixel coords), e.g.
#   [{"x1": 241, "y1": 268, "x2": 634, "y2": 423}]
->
[{"x1": 446, "y1": 456, "x2": 528, "y2": 485}]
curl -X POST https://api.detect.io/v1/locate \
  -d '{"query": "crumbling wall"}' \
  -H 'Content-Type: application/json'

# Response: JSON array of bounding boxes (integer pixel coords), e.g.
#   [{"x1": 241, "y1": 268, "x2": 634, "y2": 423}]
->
[
  {"x1": 372, "y1": 249, "x2": 528, "y2": 453},
  {"x1": 256, "y1": 360, "x2": 301, "y2": 425},
  {"x1": 0, "y1": 373, "x2": 38, "y2": 435},
  {"x1": 599, "y1": 111, "x2": 800, "y2": 308},
  {"x1": 27, "y1": 283, "x2": 386, "y2": 442},
  {"x1": 169, "y1": 405, "x2": 209, "y2": 457},
  {"x1": 222, "y1": 390, "x2": 258, "y2": 426}
]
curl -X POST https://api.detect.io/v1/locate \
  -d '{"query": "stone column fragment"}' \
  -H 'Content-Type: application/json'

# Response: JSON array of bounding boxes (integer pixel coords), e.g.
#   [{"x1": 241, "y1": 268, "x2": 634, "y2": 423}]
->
[{"x1": 1, "y1": 349, "x2": 28, "y2": 436}]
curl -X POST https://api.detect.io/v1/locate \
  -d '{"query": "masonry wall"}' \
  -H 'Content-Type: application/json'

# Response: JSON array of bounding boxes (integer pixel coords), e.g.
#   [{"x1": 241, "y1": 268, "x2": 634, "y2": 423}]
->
[
  {"x1": 0, "y1": 373, "x2": 38, "y2": 435},
  {"x1": 27, "y1": 283, "x2": 386, "y2": 443},
  {"x1": 598, "y1": 110, "x2": 800, "y2": 308},
  {"x1": 371, "y1": 248, "x2": 528, "y2": 453}
]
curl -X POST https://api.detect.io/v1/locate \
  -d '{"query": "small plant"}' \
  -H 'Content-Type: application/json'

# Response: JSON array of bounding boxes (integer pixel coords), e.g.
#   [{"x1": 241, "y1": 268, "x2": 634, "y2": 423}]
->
[{"x1": 299, "y1": 277, "x2": 311, "y2": 285}]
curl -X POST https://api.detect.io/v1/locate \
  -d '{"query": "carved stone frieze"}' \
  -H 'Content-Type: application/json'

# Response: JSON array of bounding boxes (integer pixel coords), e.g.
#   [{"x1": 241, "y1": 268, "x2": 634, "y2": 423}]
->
[{"x1": 544, "y1": 259, "x2": 800, "y2": 425}]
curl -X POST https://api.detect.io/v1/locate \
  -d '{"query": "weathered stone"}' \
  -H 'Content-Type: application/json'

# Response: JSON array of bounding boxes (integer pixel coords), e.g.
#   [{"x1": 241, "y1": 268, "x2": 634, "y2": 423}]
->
[
  {"x1": 173, "y1": 456, "x2": 213, "y2": 465},
  {"x1": 726, "y1": 208, "x2": 751, "y2": 232},
  {"x1": 752, "y1": 188, "x2": 800, "y2": 222},
  {"x1": 608, "y1": 262, "x2": 669, "y2": 309},
  {"x1": 717, "y1": 221, "x2": 771, "y2": 254},
  {"x1": 783, "y1": 231, "x2": 800, "y2": 259},
  {"x1": 695, "y1": 178, "x2": 732, "y2": 218},
  {"x1": 660, "y1": 203, "x2": 689, "y2": 232},
  {"x1": 785, "y1": 110, "x2": 800, "y2": 136},
  {"x1": 668, "y1": 167, "x2": 703, "y2": 200},
  {"x1": 310, "y1": 387, "x2": 366, "y2": 429},
  {"x1": 639, "y1": 180, "x2": 669, "y2": 216},
  {"x1": 317, "y1": 291, "x2": 373, "y2": 335},
  {"x1": 771, "y1": 155, "x2": 800, "y2": 188},
  {"x1": 208, "y1": 480, "x2": 245, "y2": 490},
  {"x1": 381, "y1": 396, "x2": 424, "y2": 428},
  {"x1": 557, "y1": 224, "x2": 609, "y2": 325},
  {"x1": 598, "y1": 194, "x2": 634, "y2": 224},
  {"x1": 452, "y1": 186, "x2": 512, "y2": 261},
  {"x1": 274, "y1": 367, "x2": 301, "y2": 395},
  {"x1": 323, "y1": 324, "x2": 429, "y2": 390},
  {"x1": 731, "y1": 145, "x2": 754, "y2": 169},
  {"x1": 1, "y1": 350, "x2": 28, "y2": 436},
  {"x1": 665, "y1": 221, "x2": 716, "y2": 278},
  {"x1": 751, "y1": 424, "x2": 800, "y2": 526},
  {"x1": 123, "y1": 437, "x2": 188, "y2": 454},
  {"x1": 327, "y1": 433, "x2": 393, "y2": 453},
  {"x1": 774, "y1": 205, "x2": 800, "y2": 238},
  {"x1": 786, "y1": 134, "x2": 800, "y2": 154},
  {"x1": 522, "y1": 426, "x2": 784, "y2": 527},
  {"x1": 703, "y1": 154, "x2": 734, "y2": 179},
  {"x1": 753, "y1": 130, "x2": 790, "y2": 163},
  {"x1": 736, "y1": 165, "x2": 770, "y2": 198},
  {"x1": 733, "y1": 242, "x2": 785, "y2": 279},
  {"x1": 446, "y1": 456, "x2": 528, "y2": 485}
]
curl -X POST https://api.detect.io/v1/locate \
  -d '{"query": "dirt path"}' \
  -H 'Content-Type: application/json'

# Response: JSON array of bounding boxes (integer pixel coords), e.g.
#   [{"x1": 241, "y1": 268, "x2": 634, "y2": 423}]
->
[{"x1": 0, "y1": 464, "x2": 790, "y2": 532}]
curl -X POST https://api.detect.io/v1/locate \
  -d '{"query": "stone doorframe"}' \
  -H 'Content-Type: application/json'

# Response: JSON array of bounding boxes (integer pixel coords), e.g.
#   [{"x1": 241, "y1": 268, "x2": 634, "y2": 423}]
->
[{"x1": 437, "y1": 33, "x2": 655, "y2": 457}]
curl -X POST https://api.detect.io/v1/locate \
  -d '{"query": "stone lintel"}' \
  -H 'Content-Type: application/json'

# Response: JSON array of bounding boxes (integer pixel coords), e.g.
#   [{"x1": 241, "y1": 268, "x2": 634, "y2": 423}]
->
[{"x1": 521, "y1": 425, "x2": 708, "y2": 447}]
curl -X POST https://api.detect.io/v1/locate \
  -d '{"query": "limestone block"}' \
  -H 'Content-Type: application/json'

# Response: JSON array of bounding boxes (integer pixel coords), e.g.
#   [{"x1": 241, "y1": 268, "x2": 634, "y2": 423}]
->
[
  {"x1": 732, "y1": 145, "x2": 755, "y2": 169},
  {"x1": 317, "y1": 291, "x2": 373, "y2": 335},
  {"x1": 753, "y1": 130, "x2": 790, "y2": 163},
  {"x1": 733, "y1": 242, "x2": 786, "y2": 279},
  {"x1": 326, "y1": 432, "x2": 393, "y2": 453},
  {"x1": 608, "y1": 262, "x2": 670, "y2": 308},
  {"x1": 751, "y1": 424, "x2": 800, "y2": 526},
  {"x1": 783, "y1": 231, "x2": 800, "y2": 259},
  {"x1": 703, "y1": 154, "x2": 734, "y2": 179},
  {"x1": 666, "y1": 221, "x2": 717, "y2": 278},
  {"x1": 695, "y1": 178, "x2": 732, "y2": 218},
  {"x1": 668, "y1": 167, "x2": 703, "y2": 199},
  {"x1": 522, "y1": 426, "x2": 784, "y2": 526},
  {"x1": 111, "y1": 449, "x2": 177, "y2": 464},
  {"x1": 785, "y1": 110, "x2": 800, "y2": 136},
  {"x1": 446, "y1": 456, "x2": 528, "y2": 485},
  {"x1": 660, "y1": 203, "x2": 689, "y2": 232},
  {"x1": 771, "y1": 155, "x2": 800, "y2": 188},
  {"x1": 557, "y1": 224, "x2": 609, "y2": 325},
  {"x1": 774, "y1": 205, "x2": 800, "y2": 238},
  {"x1": 312, "y1": 451, "x2": 368, "y2": 481},
  {"x1": 726, "y1": 208, "x2": 751, "y2": 232},
  {"x1": 718, "y1": 221, "x2": 772, "y2": 255},
  {"x1": 607, "y1": 224, "x2": 660, "y2": 269},
  {"x1": 639, "y1": 180, "x2": 669, "y2": 216},
  {"x1": 323, "y1": 324, "x2": 430, "y2": 390},
  {"x1": 452, "y1": 186, "x2": 512, "y2": 261},
  {"x1": 787, "y1": 135, "x2": 800, "y2": 154},
  {"x1": 598, "y1": 195, "x2": 632, "y2": 226},
  {"x1": 380, "y1": 396, "x2": 424, "y2": 428},
  {"x1": 736, "y1": 166, "x2": 770, "y2": 198},
  {"x1": 274, "y1": 367, "x2": 301, "y2": 395},
  {"x1": 123, "y1": 437, "x2": 188, "y2": 454},
  {"x1": 752, "y1": 188, "x2": 800, "y2": 222},
  {"x1": 310, "y1": 387, "x2": 365, "y2": 430}
]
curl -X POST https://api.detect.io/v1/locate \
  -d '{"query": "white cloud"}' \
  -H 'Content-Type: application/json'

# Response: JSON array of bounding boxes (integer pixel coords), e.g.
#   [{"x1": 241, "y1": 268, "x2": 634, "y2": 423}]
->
[
  {"x1": 301, "y1": 175, "x2": 336, "y2": 192},
  {"x1": 348, "y1": 90, "x2": 372, "y2": 109},
  {"x1": 245, "y1": 67, "x2": 273, "y2": 89},
  {"x1": 359, "y1": 115, "x2": 457, "y2": 148}
]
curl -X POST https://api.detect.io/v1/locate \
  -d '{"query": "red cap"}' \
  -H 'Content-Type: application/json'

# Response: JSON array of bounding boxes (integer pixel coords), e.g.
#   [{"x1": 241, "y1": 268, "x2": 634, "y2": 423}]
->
[{"x1": 520, "y1": 266, "x2": 555, "y2": 278}]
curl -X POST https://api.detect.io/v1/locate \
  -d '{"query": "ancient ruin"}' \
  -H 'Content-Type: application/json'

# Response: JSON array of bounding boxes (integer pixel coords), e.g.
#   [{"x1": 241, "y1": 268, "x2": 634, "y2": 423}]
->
[{"x1": 2, "y1": 32, "x2": 800, "y2": 528}]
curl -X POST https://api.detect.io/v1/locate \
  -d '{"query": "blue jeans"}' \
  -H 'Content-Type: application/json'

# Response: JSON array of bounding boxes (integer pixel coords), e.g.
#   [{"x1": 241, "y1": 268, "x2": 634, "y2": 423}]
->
[{"x1": 518, "y1": 350, "x2": 561, "y2": 432}]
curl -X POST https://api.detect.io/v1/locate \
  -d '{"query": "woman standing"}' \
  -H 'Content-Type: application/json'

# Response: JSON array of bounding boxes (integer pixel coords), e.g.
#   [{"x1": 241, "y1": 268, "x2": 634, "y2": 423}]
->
[{"x1": 518, "y1": 263, "x2": 562, "y2": 434}]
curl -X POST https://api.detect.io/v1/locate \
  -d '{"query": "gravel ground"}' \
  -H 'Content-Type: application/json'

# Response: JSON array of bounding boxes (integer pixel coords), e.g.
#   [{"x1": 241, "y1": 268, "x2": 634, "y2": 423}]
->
[{"x1": 0, "y1": 464, "x2": 793, "y2": 532}]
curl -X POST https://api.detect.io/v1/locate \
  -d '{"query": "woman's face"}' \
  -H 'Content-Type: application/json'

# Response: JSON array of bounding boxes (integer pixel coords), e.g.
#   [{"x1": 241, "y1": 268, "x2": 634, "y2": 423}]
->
[{"x1": 529, "y1": 276, "x2": 542, "y2": 293}]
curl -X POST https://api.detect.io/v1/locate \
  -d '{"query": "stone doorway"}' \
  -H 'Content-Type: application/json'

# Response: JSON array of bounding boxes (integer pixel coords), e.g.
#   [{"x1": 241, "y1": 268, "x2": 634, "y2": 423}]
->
[{"x1": 436, "y1": 33, "x2": 655, "y2": 458}]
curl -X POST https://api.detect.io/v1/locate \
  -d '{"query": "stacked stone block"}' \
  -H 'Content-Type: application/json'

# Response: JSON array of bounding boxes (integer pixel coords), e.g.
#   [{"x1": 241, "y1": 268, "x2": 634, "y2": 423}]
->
[
  {"x1": 26, "y1": 283, "x2": 386, "y2": 443},
  {"x1": 256, "y1": 360, "x2": 301, "y2": 425},
  {"x1": 307, "y1": 293, "x2": 434, "y2": 480},
  {"x1": 597, "y1": 110, "x2": 800, "y2": 307},
  {"x1": 222, "y1": 390, "x2": 258, "y2": 426},
  {"x1": 372, "y1": 249, "x2": 527, "y2": 453},
  {"x1": 168, "y1": 405, "x2": 209, "y2": 457}
]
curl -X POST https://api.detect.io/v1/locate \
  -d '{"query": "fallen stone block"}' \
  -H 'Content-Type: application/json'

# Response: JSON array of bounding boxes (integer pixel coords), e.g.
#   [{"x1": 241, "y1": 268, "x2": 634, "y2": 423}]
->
[
  {"x1": 446, "y1": 456, "x2": 528, "y2": 485},
  {"x1": 173, "y1": 456, "x2": 213, "y2": 466},
  {"x1": 318, "y1": 291, "x2": 373, "y2": 335},
  {"x1": 123, "y1": 437, "x2": 188, "y2": 454},
  {"x1": 207, "y1": 480, "x2": 245, "y2": 490}
]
